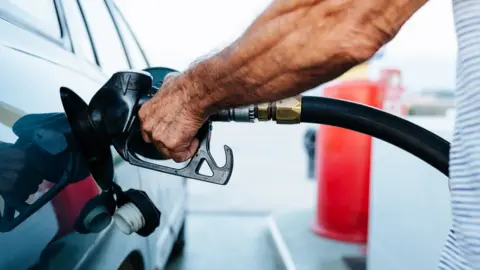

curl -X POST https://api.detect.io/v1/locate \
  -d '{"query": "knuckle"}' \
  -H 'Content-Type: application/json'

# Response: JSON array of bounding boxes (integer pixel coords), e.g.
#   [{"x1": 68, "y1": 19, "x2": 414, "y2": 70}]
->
[
  {"x1": 172, "y1": 152, "x2": 187, "y2": 163},
  {"x1": 162, "y1": 139, "x2": 176, "y2": 150},
  {"x1": 138, "y1": 106, "x2": 149, "y2": 121},
  {"x1": 163, "y1": 136, "x2": 182, "y2": 150},
  {"x1": 154, "y1": 143, "x2": 169, "y2": 157},
  {"x1": 151, "y1": 129, "x2": 164, "y2": 143},
  {"x1": 141, "y1": 120, "x2": 154, "y2": 133},
  {"x1": 159, "y1": 149, "x2": 171, "y2": 159}
]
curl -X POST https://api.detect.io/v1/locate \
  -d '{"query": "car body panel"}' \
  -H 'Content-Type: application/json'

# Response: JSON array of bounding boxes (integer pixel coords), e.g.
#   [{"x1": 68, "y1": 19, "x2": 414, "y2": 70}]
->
[{"x1": 0, "y1": 1, "x2": 186, "y2": 269}]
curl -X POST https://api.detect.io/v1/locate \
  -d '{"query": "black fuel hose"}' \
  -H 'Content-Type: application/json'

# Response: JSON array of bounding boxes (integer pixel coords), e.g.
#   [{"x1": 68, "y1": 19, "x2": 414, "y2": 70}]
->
[{"x1": 300, "y1": 96, "x2": 450, "y2": 177}]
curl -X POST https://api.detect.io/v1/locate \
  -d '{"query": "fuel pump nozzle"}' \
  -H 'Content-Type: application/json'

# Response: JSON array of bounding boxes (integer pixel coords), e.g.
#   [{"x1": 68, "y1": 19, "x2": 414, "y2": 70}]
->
[{"x1": 59, "y1": 69, "x2": 234, "y2": 237}]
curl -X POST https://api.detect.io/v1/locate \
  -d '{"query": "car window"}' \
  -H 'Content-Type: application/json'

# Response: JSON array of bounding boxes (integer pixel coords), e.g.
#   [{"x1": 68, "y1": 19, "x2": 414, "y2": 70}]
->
[
  {"x1": 110, "y1": 6, "x2": 148, "y2": 69},
  {"x1": 79, "y1": 0, "x2": 129, "y2": 76},
  {"x1": 8, "y1": 0, "x2": 62, "y2": 39},
  {"x1": 62, "y1": 0, "x2": 96, "y2": 64}
]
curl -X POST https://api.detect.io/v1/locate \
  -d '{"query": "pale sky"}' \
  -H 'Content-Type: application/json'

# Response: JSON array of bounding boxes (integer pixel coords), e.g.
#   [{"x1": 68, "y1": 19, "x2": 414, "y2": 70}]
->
[
  {"x1": 117, "y1": 0, "x2": 458, "y2": 91},
  {"x1": 376, "y1": 0, "x2": 457, "y2": 91}
]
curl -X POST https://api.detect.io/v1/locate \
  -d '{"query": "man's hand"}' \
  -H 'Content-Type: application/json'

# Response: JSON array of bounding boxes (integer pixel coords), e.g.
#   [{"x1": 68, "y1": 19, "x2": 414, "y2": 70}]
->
[{"x1": 138, "y1": 72, "x2": 206, "y2": 162}]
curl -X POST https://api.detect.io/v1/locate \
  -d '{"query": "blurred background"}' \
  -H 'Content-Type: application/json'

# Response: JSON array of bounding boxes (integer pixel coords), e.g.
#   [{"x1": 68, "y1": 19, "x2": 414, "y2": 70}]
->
[
  {"x1": 0, "y1": 0, "x2": 456, "y2": 269},
  {"x1": 113, "y1": 0, "x2": 456, "y2": 269}
]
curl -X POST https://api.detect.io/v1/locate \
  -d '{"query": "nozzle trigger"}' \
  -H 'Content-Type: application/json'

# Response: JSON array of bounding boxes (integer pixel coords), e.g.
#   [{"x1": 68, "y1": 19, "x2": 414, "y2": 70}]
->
[{"x1": 126, "y1": 121, "x2": 233, "y2": 185}]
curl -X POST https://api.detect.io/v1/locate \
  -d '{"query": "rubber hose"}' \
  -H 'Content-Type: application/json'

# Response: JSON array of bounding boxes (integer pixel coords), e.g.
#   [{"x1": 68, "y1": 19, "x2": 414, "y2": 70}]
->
[{"x1": 300, "y1": 96, "x2": 450, "y2": 177}]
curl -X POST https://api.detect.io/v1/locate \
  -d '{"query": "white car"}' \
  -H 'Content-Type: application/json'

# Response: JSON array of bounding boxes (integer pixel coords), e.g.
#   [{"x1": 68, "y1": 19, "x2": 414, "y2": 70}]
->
[{"x1": 0, "y1": 1, "x2": 187, "y2": 269}]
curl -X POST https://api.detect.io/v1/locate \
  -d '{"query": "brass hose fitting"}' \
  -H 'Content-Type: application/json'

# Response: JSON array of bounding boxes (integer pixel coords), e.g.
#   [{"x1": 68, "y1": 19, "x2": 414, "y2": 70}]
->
[
  {"x1": 213, "y1": 96, "x2": 302, "y2": 124},
  {"x1": 273, "y1": 96, "x2": 302, "y2": 124},
  {"x1": 255, "y1": 96, "x2": 301, "y2": 124},
  {"x1": 256, "y1": 102, "x2": 271, "y2": 121}
]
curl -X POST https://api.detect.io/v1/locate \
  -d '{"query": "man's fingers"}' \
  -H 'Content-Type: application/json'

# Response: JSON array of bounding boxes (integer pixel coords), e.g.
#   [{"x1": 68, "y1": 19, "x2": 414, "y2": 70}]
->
[
  {"x1": 170, "y1": 139, "x2": 200, "y2": 163},
  {"x1": 137, "y1": 70, "x2": 203, "y2": 164},
  {"x1": 171, "y1": 151, "x2": 190, "y2": 163},
  {"x1": 154, "y1": 142, "x2": 171, "y2": 159},
  {"x1": 188, "y1": 138, "x2": 200, "y2": 159},
  {"x1": 138, "y1": 106, "x2": 153, "y2": 143},
  {"x1": 141, "y1": 130, "x2": 151, "y2": 143}
]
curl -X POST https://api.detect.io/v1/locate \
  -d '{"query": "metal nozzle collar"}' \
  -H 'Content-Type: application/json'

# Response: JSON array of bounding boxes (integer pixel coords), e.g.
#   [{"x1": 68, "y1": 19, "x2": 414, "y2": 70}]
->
[{"x1": 215, "y1": 105, "x2": 255, "y2": 122}]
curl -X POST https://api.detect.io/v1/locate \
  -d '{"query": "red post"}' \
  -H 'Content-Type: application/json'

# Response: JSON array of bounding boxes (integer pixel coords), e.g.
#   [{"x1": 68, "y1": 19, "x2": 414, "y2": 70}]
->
[{"x1": 312, "y1": 80, "x2": 382, "y2": 244}]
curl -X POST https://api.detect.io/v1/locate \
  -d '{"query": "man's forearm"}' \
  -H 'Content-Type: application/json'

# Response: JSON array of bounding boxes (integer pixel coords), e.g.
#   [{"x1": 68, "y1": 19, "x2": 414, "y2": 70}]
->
[{"x1": 184, "y1": 0, "x2": 428, "y2": 114}]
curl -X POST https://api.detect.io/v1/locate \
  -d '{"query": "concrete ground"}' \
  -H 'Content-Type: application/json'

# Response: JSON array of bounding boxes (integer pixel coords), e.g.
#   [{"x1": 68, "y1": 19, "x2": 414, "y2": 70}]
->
[
  {"x1": 167, "y1": 122, "x2": 316, "y2": 270},
  {"x1": 166, "y1": 214, "x2": 284, "y2": 270}
]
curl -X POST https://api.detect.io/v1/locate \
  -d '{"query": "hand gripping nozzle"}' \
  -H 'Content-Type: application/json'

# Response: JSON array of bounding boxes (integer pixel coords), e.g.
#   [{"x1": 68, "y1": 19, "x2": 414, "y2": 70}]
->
[{"x1": 60, "y1": 70, "x2": 234, "y2": 185}]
